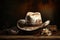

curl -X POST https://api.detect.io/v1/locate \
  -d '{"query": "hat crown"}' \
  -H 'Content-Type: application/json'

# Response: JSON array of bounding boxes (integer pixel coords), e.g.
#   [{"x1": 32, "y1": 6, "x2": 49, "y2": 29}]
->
[{"x1": 25, "y1": 12, "x2": 42, "y2": 25}]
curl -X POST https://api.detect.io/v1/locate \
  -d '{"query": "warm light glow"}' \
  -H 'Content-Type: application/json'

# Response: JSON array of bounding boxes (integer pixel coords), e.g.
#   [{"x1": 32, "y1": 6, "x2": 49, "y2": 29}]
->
[{"x1": 38, "y1": 0, "x2": 55, "y2": 21}]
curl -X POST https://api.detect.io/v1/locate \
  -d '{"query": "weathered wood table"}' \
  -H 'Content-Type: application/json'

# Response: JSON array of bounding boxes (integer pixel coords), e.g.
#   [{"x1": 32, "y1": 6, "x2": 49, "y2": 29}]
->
[{"x1": 0, "y1": 25, "x2": 60, "y2": 40}]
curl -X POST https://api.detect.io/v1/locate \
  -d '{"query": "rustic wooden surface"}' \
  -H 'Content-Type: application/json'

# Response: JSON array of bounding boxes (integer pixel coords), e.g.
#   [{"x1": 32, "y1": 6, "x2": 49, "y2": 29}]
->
[
  {"x1": 0, "y1": 36, "x2": 60, "y2": 39},
  {"x1": 0, "y1": 25, "x2": 60, "y2": 40}
]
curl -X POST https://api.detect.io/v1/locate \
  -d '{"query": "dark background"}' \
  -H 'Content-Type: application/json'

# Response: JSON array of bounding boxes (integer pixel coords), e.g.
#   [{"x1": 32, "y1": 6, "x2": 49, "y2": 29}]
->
[{"x1": 0, "y1": 0, "x2": 60, "y2": 29}]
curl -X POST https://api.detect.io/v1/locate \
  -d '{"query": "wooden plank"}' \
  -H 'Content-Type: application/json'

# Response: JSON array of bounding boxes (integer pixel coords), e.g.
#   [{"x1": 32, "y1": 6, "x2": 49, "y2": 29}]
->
[{"x1": 0, "y1": 36, "x2": 60, "y2": 39}]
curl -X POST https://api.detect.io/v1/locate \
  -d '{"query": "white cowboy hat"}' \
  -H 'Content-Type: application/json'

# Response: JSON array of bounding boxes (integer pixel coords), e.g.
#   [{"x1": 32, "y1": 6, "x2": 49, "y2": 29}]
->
[{"x1": 17, "y1": 12, "x2": 50, "y2": 31}]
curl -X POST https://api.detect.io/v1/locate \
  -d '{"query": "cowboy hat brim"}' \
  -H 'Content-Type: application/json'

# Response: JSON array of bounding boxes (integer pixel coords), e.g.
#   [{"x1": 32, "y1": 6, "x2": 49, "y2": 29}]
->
[{"x1": 17, "y1": 19, "x2": 50, "y2": 31}]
